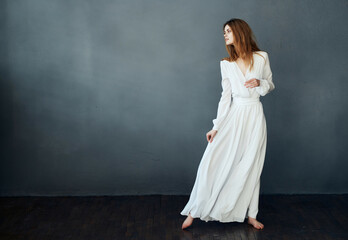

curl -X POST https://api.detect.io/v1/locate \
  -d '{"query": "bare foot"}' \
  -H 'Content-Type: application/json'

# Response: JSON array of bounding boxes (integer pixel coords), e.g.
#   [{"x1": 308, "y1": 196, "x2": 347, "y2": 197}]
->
[
  {"x1": 247, "y1": 217, "x2": 264, "y2": 229},
  {"x1": 182, "y1": 213, "x2": 194, "y2": 229}
]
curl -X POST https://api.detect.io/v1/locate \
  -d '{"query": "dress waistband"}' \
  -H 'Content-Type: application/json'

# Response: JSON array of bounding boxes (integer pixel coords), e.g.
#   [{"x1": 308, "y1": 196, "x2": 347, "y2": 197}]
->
[{"x1": 233, "y1": 97, "x2": 260, "y2": 105}]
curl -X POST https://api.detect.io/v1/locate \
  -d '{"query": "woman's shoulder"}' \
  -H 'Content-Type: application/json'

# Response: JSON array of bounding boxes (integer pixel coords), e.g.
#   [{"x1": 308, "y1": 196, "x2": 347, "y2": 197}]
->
[
  {"x1": 220, "y1": 58, "x2": 230, "y2": 63},
  {"x1": 220, "y1": 59, "x2": 231, "y2": 69},
  {"x1": 220, "y1": 51, "x2": 268, "y2": 62},
  {"x1": 254, "y1": 50, "x2": 268, "y2": 57},
  {"x1": 254, "y1": 51, "x2": 269, "y2": 63}
]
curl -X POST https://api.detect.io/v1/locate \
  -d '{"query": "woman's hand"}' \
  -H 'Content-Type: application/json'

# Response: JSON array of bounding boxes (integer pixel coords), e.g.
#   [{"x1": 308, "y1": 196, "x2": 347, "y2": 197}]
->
[
  {"x1": 244, "y1": 78, "x2": 260, "y2": 88},
  {"x1": 206, "y1": 129, "x2": 218, "y2": 143}
]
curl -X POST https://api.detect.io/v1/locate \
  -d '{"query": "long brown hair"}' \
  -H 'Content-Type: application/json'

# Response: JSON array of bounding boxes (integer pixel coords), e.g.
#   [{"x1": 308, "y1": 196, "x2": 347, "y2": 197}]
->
[{"x1": 221, "y1": 18, "x2": 263, "y2": 71}]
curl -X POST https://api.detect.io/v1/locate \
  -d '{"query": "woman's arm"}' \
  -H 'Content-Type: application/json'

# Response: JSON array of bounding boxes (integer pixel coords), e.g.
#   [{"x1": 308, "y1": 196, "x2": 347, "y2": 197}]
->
[
  {"x1": 255, "y1": 52, "x2": 275, "y2": 96},
  {"x1": 212, "y1": 61, "x2": 232, "y2": 131}
]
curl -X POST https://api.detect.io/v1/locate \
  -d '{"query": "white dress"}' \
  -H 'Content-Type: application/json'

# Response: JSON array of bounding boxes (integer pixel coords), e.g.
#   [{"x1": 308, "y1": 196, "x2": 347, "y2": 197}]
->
[{"x1": 180, "y1": 51, "x2": 275, "y2": 223}]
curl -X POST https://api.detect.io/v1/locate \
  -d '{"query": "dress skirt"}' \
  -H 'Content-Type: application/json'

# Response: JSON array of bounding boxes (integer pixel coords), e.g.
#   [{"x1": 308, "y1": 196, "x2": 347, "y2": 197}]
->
[{"x1": 180, "y1": 97, "x2": 267, "y2": 223}]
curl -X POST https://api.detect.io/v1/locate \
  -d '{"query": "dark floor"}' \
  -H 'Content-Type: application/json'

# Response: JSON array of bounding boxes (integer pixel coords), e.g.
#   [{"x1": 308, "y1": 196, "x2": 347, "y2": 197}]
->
[{"x1": 0, "y1": 194, "x2": 347, "y2": 240}]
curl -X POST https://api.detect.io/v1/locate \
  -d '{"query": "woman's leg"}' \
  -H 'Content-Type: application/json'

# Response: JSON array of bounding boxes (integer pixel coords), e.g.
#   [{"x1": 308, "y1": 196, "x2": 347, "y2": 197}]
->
[
  {"x1": 248, "y1": 179, "x2": 260, "y2": 218},
  {"x1": 182, "y1": 212, "x2": 194, "y2": 229},
  {"x1": 247, "y1": 179, "x2": 264, "y2": 229}
]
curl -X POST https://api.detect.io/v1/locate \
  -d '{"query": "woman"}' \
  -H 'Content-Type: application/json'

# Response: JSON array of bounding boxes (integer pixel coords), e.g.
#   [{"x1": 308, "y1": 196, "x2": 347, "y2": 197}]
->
[{"x1": 181, "y1": 18, "x2": 275, "y2": 230}]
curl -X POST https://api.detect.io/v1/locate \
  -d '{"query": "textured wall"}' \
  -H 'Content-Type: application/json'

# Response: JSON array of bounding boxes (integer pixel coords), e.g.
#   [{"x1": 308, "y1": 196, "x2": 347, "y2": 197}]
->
[{"x1": 0, "y1": 0, "x2": 347, "y2": 196}]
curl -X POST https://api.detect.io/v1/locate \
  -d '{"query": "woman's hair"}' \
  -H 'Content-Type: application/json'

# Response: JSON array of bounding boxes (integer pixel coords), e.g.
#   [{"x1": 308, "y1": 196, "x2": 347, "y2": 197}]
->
[{"x1": 222, "y1": 18, "x2": 263, "y2": 70}]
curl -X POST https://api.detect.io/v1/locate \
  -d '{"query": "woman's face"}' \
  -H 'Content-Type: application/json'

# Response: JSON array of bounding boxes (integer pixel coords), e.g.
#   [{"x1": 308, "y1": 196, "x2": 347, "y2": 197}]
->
[{"x1": 224, "y1": 25, "x2": 234, "y2": 45}]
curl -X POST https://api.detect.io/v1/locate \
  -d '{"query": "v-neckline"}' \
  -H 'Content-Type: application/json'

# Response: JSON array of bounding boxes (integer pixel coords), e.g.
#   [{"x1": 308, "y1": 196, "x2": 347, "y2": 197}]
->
[{"x1": 234, "y1": 61, "x2": 250, "y2": 79}]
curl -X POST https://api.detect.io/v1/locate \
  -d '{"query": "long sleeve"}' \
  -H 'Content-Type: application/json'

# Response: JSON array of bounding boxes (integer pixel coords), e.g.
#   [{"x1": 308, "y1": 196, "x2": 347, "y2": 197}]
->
[
  {"x1": 212, "y1": 61, "x2": 232, "y2": 131},
  {"x1": 255, "y1": 52, "x2": 275, "y2": 96}
]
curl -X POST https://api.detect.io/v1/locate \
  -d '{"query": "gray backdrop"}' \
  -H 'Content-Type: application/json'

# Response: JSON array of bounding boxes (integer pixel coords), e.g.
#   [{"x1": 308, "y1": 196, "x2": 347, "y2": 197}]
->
[{"x1": 1, "y1": 0, "x2": 347, "y2": 196}]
